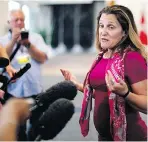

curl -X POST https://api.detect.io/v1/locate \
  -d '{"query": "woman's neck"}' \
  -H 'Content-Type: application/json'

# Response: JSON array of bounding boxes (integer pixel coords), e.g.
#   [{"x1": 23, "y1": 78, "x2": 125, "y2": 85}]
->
[{"x1": 103, "y1": 49, "x2": 114, "y2": 59}]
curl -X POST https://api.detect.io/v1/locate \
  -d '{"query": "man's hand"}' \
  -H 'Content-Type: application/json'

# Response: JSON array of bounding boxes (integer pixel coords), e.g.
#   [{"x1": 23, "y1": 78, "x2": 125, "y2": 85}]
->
[
  {"x1": 20, "y1": 39, "x2": 31, "y2": 47},
  {"x1": 0, "y1": 98, "x2": 31, "y2": 123},
  {"x1": 5, "y1": 65, "x2": 17, "y2": 78},
  {"x1": 0, "y1": 98, "x2": 32, "y2": 141},
  {"x1": 11, "y1": 28, "x2": 21, "y2": 42}
]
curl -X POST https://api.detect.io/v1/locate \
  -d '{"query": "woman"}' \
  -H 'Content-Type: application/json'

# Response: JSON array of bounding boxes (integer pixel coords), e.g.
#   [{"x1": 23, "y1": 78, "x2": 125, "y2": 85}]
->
[{"x1": 60, "y1": 5, "x2": 147, "y2": 141}]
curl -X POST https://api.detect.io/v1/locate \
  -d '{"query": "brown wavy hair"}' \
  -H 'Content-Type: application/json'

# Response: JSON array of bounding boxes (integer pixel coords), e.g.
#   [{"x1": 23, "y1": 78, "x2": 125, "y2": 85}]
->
[{"x1": 96, "y1": 5, "x2": 147, "y2": 59}]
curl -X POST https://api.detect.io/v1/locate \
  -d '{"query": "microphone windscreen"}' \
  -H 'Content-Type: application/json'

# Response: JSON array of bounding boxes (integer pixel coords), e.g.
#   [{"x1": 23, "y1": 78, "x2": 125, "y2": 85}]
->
[
  {"x1": 0, "y1": 57, "x2": 9, "y2": 68},
  {"x1": 38, "y1": 80, "x2": 77, "y2": 104},
  {"x1": 29, "y1": 98, "x2": 75, "y2": 140},
  {"x1": 30, "y1": 81, "x2": 77, "y2": 125}
]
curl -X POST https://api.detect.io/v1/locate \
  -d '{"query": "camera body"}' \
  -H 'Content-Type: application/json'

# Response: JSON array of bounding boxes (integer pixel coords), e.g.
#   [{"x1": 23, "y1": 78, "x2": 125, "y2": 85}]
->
[{"x1": 21, "y1": 30, "x2": 29, "y2": 40}]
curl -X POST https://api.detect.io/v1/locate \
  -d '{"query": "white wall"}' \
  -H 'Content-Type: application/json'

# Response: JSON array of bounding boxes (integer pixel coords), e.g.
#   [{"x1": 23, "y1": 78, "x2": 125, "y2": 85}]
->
[{"x1": 0, "y1": 1, "x2": 9, "y2": 36}]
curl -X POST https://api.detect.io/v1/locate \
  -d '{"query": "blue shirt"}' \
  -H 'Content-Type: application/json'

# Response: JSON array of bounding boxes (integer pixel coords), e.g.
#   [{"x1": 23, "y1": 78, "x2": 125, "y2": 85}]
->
[{"x1": 0, "y1": 32, "x2": 51, "y2": 97}]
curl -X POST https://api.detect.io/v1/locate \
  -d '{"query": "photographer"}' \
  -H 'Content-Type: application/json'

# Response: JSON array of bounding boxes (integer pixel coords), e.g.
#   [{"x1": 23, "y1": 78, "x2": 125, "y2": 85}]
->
[
  {"x1": 0, "y1": 9, "x2": 51, "y2": 99},
  {"x1": 0, "y1": 9, "x2": 51, "y2": 141}
]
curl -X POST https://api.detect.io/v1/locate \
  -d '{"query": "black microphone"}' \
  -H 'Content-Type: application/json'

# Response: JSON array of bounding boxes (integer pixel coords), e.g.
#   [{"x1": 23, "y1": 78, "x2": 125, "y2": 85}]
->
[
  {"x1": 9, "y1": 63, "x2": 31, "y2": 82},
  {"x1": 28, "y1": 98, "x2": 75, "y2": 141},
  {"x1": 0, "y1": 63, "x2": 31, "y2": 104},
  {"x1": 29, "y1": 81, "x2": 77, "y2": 125},
  {"x1": 0, "y1": 57, "x2": 9, "y2": 68},
  {"x1": 30, "y1": 80, "x2": 77, "y2": 111}
]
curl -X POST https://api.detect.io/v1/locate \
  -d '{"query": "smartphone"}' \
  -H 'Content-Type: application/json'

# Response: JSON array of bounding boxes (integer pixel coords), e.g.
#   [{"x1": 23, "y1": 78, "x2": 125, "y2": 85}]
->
[{"x1": 21, "y1": 31, "x2": 29, "y2": 40}]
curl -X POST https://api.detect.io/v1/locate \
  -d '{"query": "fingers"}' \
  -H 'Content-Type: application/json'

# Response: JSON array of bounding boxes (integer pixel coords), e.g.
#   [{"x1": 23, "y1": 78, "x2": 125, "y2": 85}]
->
[
  {"x1": 60, "y1": 69, "x2": 70, "y2": 80},
  {"x1": 12, "y1": 28, "x2": 21, "y2": 42},
  {"x1": 60, "y1": 69, "x2": 65, "y2": 76},
  {"x1": 6, "y1": 65, "x2": 17, "y2": 79},
  {"x1": 107, "y1": 70, "x2": 116, "y2": 83},
  {"x1": 60, "y1": 69, "x2": 67, "y2": 78},
  {"x1": 8, "y1": 72, "x2": 13, "y2": 78},
  {"x1": 105, "y1": 70, "x2": 116, "y2": 91},
  {"x1": 118, "y1": 77, "x2": 125, "y2": 85},
  {"x1": 105, "y1": 72, "x2": 110, "y2": 87},
  {"x1": 106, "y1": 70, "x2": 129, "y2": 96}
]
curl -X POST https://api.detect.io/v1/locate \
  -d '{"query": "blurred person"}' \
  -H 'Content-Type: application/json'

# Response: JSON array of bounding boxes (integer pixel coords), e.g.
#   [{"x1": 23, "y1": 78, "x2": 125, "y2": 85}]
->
[
  {"x1": 0, "y1": 44, "x2": 16, "y2": 78},
  {"x1": 61, "y1": 5, "x2": 147, "y2": 141},
  {"x1": 0, "y1": 9, "x2": 51, "y2": 100},
  {"x1": 0, "y1": 98, "x2": 32, "y2": 141},
  {"x1": 0, "y1": 44, "x2": 8, "y2": 59},
  {"x1": 0, "y1": 9, "x2": 51, "y2": 141},
  {"x1": 0, "y1": 44, "x2": 16, "y2": 110}
]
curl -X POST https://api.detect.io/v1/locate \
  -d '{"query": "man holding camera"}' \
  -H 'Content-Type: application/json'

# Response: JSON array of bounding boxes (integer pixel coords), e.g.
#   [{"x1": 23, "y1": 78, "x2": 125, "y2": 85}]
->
[
  {"x1": 0, "y1": 9, "x2": 51, "y2": 141},
  {"x1": 0, "y1": 9, "x2": 51, "y2": 99}
]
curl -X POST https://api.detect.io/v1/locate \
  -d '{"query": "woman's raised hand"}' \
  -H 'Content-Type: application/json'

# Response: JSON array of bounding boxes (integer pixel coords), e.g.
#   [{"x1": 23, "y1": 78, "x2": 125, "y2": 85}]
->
[
  {"x1": 105, "y1": 70, "x2": 129, "y2": 96},
  {"x1": 60, "y1": 69, "x2": 84, "y2": 92},
  {"x1": 60, "y1": 69, "x2": 77, "y2": 84}
]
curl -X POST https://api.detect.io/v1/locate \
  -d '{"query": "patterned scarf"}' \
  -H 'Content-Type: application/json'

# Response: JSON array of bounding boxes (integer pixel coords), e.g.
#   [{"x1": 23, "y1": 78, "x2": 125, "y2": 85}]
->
[
  {"x1": 79, "y1": 51, "x2": 128, "y2": 141},
  {"x1": 79, "y1": 51, "x2": 104, "y2": 137}
]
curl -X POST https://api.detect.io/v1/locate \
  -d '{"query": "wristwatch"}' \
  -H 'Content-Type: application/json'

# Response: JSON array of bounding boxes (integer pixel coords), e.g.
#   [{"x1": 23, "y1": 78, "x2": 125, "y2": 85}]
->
[{"x1": 25, "y1": 42, "x2": 31, "y2": 49}]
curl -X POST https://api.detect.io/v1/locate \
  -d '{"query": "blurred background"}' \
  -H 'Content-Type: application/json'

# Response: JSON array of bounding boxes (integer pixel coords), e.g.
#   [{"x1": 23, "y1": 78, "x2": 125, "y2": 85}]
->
[
  {"x1": 0, "y1": 0, "x2": 148, "y2": 52},
  {"x1": 0, "y1": 0, "x2": 147, "y2": 141}
]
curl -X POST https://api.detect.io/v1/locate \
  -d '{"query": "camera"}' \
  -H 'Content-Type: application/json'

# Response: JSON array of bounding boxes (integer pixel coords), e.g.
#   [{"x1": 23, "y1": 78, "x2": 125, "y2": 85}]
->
[{"x1": 21, "y1": 30, "x2": 29, "y2": 40}]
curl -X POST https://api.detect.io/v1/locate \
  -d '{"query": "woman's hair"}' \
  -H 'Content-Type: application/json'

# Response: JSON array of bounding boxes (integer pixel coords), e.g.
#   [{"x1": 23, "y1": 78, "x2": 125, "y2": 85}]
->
[{"x1": 96, "y1": 5, "x2": 147, "y2": 59}]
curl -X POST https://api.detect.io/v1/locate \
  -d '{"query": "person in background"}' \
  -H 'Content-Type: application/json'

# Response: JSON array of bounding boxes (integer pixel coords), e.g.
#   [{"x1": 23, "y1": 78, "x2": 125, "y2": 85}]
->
[
  {"x1": 0, "y1": 98, "x2": 32, "y2": 141},
  {"x1": 0, "y1": 44, "x2": 16, "y2": 110},
  {"x1": 0, "y1": 9, "x2": 51, "y2": 99},
  {"x1": 0, "y1": 9, "x2": 51, "y2": 141},
  {"x1": 61, "y1": 5, "x2": 147, "y2": 141}
]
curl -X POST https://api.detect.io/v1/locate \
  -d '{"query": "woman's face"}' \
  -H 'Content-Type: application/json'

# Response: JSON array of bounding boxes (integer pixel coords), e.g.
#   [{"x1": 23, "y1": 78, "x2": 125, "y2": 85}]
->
[{"x1": 99, "y1": 13, "x2": 125, "y2": 50}]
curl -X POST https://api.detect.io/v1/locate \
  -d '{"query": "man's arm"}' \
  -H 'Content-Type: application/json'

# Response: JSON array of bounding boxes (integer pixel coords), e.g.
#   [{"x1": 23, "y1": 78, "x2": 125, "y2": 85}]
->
[
  {"x1": 20, "y1": 34, "x2": 48, "y2": 63},
  {"x1": 0, "y1": 45, "x2": 9, "y2": 59},
  {"x1": 0, "y1": 98, "x2": 31, "y2": 141},
  {"x1": 28, "y1": 43, "x2": 47, "y2": 63},
  {"x1": 5, "y1": 28, "x2": 21, "y2": 56}
]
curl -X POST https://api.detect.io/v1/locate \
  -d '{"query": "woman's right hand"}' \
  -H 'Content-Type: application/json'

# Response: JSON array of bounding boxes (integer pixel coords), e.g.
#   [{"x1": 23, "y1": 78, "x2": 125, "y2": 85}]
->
[
  {"x1": 60, "y1": 69, "x2": 77, "y2": 84},
  {"x1": 60, "y1": 69, "x2": 84, "y2": 92}
]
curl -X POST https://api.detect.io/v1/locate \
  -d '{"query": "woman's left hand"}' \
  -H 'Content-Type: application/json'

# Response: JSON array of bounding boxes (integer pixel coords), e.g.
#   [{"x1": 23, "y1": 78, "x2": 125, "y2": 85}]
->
[{"x1": 105, "y1": 70, "x2": 129, "y2": 96}]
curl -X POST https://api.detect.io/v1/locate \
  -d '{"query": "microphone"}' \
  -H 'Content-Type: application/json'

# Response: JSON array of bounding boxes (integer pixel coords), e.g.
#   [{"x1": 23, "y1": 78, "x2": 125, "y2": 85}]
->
[
  {"x1": 0, "y1": 57, "x2": 9, "y2": 68},
  {"x1": 9, "y1": 63, "x2": 31, "y2": 82},
  {"x1": 0, "y1": 63, "x2": 31, "y2": 104},
  {"x1": 28, "y1": 98, "x2": 75, "y2": 141},
  {"x1": 39, "y1": 80, "x2": 77, "y2": 103},
  {"x1": 29, "y1": 81, "x2": 77, "y2": 125}
]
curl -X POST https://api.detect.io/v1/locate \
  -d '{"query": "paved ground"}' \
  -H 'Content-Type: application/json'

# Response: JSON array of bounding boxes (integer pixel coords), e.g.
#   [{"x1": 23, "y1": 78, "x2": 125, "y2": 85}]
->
[{"x1": 41, "y1": 52, "x2": 147, "y2": 141}]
